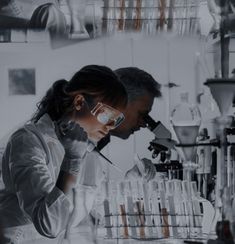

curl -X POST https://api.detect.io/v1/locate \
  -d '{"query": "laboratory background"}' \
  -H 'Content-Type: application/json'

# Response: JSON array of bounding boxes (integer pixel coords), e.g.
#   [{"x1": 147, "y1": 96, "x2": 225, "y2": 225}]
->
[{"x1": 0, "y1": 0, "x2": 235, "y2": 244}]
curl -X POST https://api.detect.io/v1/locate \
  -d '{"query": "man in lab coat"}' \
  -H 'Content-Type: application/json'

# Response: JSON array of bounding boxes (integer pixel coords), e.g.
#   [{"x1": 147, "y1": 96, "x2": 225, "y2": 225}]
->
[{"x1": 99, "y1": 67, "x2": 162, "y2": 179}]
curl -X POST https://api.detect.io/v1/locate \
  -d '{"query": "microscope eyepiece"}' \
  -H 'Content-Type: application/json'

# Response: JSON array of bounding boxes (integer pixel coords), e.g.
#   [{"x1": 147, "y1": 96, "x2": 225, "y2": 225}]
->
[
  {"x1": 143, "y1": 115, "x2": 161, "y2": 131},
  {"x1": 144, "y1": 115, "x2": 176, "y2": 158}
]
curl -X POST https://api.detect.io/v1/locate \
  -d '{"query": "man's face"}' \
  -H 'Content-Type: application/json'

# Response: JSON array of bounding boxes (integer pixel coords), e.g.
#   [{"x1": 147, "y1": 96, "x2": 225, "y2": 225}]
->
[{"x1": 110, "y1": 93, "x2": 154, "y2": 139}]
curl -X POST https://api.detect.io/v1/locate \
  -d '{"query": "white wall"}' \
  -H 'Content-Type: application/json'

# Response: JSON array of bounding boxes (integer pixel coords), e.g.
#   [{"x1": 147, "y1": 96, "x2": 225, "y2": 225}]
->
[{"x1": 0, "y1": 34, "x2": 225, "y2": 180}]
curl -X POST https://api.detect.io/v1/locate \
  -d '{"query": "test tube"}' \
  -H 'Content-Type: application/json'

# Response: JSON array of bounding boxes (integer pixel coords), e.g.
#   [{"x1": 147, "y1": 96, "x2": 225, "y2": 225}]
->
[
  {"x1": 103, "y1": 181, "x2": 113, "y2": 238},
  {"x1": 159, "y1": 180, "x2": 170, "y2": 238},
  {"x1": 107, "y1": 0, "x2": 114, "y2": 34},
  {"x1": 136, "y1": 180, "x2": 146, "y2": 239},
  {"x1": 150, "y1": 180, "x2": 163, "y2": 238},
  {"x1": 166, "y1": 180, "x2": 178, "y2": 238},
  {"x1": 102, "y1": 0, "x2": 109, "y2": 33},
  {"x1": 142, "y1": 180, "x2": 153, "y2": 238},
  {"x1": 118, "y1": 182, "x2": 129, "y2": 238},
  {"x1": 232, "y1": 146, "x2": 235, "y2": 199},
  {"x1": 134, "y1": 0, "x2": 142, "y2": 30},
  {"x1": 117, "y1": 0, "x2": 126, "y2": 31},
  {"x1": 173, "y1": 179, "x2": 187, "y2": 239},
  {"x1": 126, "y1": 0, "x2": 134, "y2": 30},
  {"x1": 126, "y1": 181, "x2": 138, "y2": 238},
  {"x1": 130, "y1": 180, "x2": 145, "y2": 238},
  {"x1": 141, "y1": 0, "x2": 149, "y2": 34},
  {"x1": 182, "y1": 180, "x2": 194, "y2": 238},
  {"x1": 191, "y1": 181, "x2": 203, "y2": 238},
  {"x1": 109, "y1": 181, "x2": 119, "y2": 238}
]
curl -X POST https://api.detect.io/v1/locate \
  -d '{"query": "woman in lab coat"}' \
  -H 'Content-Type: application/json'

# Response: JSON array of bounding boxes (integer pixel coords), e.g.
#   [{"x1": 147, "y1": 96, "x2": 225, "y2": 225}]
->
[{"x1": 0, "y1": 65, "x2": 127, "y2": 244}]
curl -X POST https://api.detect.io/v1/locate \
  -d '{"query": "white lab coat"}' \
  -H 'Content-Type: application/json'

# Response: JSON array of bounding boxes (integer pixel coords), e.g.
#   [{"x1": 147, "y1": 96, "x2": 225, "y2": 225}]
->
[{"x1": 0, "y1": 114, "x2": 106, "y2": 244}]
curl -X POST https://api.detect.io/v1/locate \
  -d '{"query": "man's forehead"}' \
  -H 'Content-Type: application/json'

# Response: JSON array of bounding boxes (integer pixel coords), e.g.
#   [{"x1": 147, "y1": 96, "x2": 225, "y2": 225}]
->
[{"x1": 135, "y1": 93, "x2": 154, "y2": 105}]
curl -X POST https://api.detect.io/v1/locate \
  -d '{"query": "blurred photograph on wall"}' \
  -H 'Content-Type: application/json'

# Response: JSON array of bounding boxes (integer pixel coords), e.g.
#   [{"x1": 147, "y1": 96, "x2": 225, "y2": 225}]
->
[
  {"x1": 8, "y1": 68, "x2": 36, "y2": 95},
  {"x1": 0, "y1": 0, "x2": 102, "y2": 47}
]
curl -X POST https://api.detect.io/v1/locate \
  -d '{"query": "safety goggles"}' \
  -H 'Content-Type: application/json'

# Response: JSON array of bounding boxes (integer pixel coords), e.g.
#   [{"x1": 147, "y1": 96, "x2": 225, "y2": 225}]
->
[{"x1": 91, "y1": 102, "x2": 125, "y2": 129}]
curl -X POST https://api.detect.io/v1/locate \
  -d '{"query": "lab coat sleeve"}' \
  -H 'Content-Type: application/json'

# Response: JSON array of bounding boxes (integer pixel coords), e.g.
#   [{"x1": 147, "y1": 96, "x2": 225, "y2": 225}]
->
[{"x1": 7, "y1": 128, "x2": 71, "y2": 238}]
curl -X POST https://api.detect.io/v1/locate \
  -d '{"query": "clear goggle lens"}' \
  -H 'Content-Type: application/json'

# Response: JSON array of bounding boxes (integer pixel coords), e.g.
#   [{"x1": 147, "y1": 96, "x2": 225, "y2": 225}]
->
[{"x1": 91, "y1": 102, "x2": 125, "y2": 128}]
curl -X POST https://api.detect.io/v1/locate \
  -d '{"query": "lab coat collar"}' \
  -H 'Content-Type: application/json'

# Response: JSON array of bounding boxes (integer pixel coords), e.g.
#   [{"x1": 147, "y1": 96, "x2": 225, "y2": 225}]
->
[
  {"x1": 33, "y1": 114, "x2": 91, "y2": 152},
  {"x1": 33, "y1": 114, "x2": 95, "y2": 158},
  {"x1": 34, "y1": 113, "x2": 58, "y2": 140}
]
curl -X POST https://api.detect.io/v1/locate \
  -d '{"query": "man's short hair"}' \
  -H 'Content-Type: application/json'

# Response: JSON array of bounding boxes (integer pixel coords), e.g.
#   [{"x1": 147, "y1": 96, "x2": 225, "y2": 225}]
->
[{"x1": 115, "y1": 67, "x2": 161, "y2": 102}]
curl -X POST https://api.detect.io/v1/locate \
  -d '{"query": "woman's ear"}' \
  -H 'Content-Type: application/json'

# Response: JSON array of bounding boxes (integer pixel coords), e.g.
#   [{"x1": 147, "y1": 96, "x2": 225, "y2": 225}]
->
[{"x1": 73, "y1": 94, "x2": 85, "y2": 111}]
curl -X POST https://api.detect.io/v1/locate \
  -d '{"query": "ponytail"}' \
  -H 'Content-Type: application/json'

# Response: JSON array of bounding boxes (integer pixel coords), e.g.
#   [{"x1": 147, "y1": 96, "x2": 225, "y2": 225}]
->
[{"x1": 32, "y1": 79, "x2": 74, "y2": 122}]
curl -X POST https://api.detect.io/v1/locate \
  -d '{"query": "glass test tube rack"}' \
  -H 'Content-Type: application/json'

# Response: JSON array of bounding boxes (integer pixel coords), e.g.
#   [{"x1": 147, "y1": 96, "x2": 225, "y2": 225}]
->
[
  {"x1": 102, "y1": 179, "x2": 206, "y2": 241},
  {"x1": 102, "y1": 0, "x2": 200, "y2": 35}
]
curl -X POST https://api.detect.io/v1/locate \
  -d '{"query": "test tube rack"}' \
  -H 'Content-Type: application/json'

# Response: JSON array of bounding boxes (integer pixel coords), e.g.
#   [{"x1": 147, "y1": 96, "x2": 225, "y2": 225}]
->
[
  {"x1": 102, "y1": 179, "x2": 206, "y2": 241},
  {"x1": 102, "y1": 0, "x2": 200, "y2": 35}
]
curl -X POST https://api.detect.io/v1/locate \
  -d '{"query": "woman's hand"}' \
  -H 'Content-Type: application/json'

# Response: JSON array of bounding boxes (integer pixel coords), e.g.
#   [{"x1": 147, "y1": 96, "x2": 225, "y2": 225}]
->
[
  {"x1": 57, "y1": 121, "x2": 88, "y2": 157},
  {"x1": 56, "y1": 121, "x2": 88, "y2": 176}
]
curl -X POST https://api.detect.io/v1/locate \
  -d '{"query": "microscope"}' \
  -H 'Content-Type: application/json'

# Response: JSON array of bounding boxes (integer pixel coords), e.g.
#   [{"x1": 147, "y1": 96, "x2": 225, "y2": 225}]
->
[{"x1": 143, "y1": 115, "x2": 182, "y2": 175}]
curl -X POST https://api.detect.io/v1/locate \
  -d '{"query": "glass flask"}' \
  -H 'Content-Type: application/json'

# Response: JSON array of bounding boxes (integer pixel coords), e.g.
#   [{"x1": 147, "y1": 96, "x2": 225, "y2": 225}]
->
[
  {"x1": 66, "y1": 0, "x2": 90, "y2": 39},
  {"x1": 170, "y1": 92, "x2": 201, "y2": 181}
]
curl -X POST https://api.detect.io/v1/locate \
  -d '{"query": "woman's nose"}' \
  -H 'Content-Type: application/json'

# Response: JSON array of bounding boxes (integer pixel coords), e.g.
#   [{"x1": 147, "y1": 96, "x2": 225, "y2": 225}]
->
[{"x1": 105, "y1": 124, "x2": 116, "y2": 131}]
